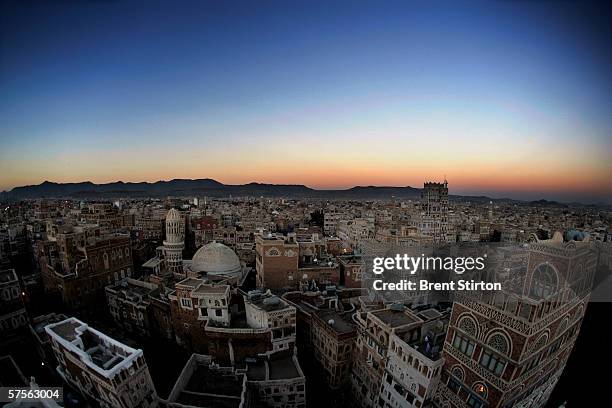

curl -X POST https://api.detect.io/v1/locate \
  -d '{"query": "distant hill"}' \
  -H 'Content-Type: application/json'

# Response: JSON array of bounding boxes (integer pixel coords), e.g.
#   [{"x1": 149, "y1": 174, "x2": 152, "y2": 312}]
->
[
  {"x1": 1, "y1": 179, "x2": 422, "y2": 200},
  {"x1": 1, "y1": 179, "x2": 606, "y2": 207}
]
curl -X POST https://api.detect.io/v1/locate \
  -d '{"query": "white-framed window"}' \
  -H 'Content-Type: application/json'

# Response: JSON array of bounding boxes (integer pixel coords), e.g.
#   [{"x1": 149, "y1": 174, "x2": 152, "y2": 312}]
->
[{"x1": 180, "y1": 298, "x2": 193, "y2": 309}]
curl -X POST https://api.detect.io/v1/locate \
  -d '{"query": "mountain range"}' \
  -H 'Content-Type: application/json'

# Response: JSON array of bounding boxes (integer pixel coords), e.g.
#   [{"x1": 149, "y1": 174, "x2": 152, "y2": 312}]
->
[{"x1": 0, "y1": 179, "x2": 602, "y2": 207}]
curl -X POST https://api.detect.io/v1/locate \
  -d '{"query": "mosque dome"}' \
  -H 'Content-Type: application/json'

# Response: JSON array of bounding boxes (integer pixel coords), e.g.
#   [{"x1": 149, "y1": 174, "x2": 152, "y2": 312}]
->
[{"x1": 191, "y1": 241, "x2": 242, "y2": 276}]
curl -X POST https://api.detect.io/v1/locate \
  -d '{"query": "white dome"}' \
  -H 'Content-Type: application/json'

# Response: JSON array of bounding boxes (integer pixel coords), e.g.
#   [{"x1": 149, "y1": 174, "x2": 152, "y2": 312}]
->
[{"x1": 191, "y1": 242, "x2": 241, "y2": 276}]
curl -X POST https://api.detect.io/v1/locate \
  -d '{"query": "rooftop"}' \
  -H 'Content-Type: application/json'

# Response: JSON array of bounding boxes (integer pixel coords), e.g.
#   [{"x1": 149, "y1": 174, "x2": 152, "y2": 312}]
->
[
  {"x1": 246, "y1": 354, "x2": 303, "y2": 381},
  {"x1": 169, "y1": 354, "x2": 245, "y2": 408},
  {"x1": 371, "y1": 308, "x2": 423, "y2": 329},
  {"x1": 268, "y1": 356, "x2": 301, "y2": 380},
  {"x1": 176, "y1": 277, "x2": 205, "y2": 289},
  {"x1": 246, "y1": 292, "x2": 291, "y2": 312},
  {"x1": 192, "y1": 283, "x2": 230, "y2": 296},
  {"x1": 314, "y1": 309, "x2": 356, "y2": 335},
  {"x1": 45, "y1": 317, "x2": 141, "y2": 377},
  {"x1": 106, "y1": 278, "x2": 156, "y2": 302}
]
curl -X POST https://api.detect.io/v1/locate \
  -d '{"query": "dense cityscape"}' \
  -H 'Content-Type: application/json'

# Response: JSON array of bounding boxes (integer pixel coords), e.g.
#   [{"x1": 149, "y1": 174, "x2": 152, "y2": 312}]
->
[
  {"x1": 2, "y1": 2, "x2": 612, "y2": 406},
  {"x1": 1, "y1": 180, "x2": 610, "y2": 407}
]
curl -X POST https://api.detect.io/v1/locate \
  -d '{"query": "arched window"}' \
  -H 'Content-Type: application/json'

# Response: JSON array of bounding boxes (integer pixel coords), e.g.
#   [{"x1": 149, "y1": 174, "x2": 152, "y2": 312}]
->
[
  {"x1": 451, "y1": 365, "x2": 465, "y2": 381},
  {"x1": 532, "y1": 333, "x2": 548, "y2": 352},
  {"x1": 531, "y1": 264, "x2": 558, "y2": 299},
  {"x1": 457, "y1": 315, "x2": 478, "y2": 337},
  {"x1": 486, "y1": 332, "x2": 510, "y2": 356},
  {"x1": 267, "y1": 248, "x2": 280, "y2": 256},
  {"x1": 473, "y1": 382, "x2": 488, "y2": 398}
]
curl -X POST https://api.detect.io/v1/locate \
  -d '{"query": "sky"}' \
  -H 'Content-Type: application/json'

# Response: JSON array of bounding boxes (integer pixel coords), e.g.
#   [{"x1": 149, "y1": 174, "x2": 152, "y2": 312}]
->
[{"x1": 1, "y1": 0, "x2": 611, "y2": 203}]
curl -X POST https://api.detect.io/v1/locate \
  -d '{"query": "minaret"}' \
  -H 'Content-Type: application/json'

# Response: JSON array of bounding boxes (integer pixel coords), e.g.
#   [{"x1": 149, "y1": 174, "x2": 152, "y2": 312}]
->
[{"x1": 163, "y1": 208, "x2": 185, "y2": 277}]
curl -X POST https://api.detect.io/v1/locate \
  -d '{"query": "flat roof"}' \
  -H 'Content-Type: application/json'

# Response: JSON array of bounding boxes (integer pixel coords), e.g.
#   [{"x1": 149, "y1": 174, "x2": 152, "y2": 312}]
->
[
  {"x1": 268, "y1": 356, "x2": 300, "y2": 380},
  {"x1": 176, "y1": 277, "x2": 204, "y2": 288},
  {"x1": 45, "y1": 318, "x2": 141, "y2": 377},
  {"x1": 417, "y1": 308, "x2": 443, "y2": 321},
  {"x1": 186, "y1": 365, "x2": 244, "y2": 397},
  {"x1": 314, "y1": 309, "x2": 355, "y2": 334},
  {"x1": 48, "y1": 319, "x2": 82, "y2": 341},
  {"x1": 192, "y1": 283, "x2": 229, "y2": 295},
  {"x1": 247, "y1": 295, "x2": 291, "y2": 312},
  {"x1": 246, "y1": 361, "x2": 266, "y2": 381},
  {"x1": 172, "y1": 356, "x2": 245, "y2": 408},
  {"x1": 371, "y1": 308, "x2": 423, "y2": 329}
]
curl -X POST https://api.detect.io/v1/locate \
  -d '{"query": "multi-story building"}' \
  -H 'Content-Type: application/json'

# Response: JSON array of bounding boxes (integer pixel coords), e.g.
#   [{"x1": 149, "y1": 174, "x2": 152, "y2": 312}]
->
[
  {"x1": 324, "y1": 212, "x2": 342, "y2": 236},
  {"x1": 0, "y1": 269, "x2": 28, "y2": 344},
  {"x1": 380, "y1": 308, "x2": 447, "y2": 408},
  {"x1": 338, "y1": 255, "x2": 365, "y2": 288},
  {"x1": 30, "y1": 312, "x2": 68, "y2": 366},
  {"x1": 352, "y1": 304, "x2": 449, "y2": 408},
  {"x1": 255, "y1": 233, "x2": 299, "y2": 289},
  {"x1": 106, "y1": 278, "x2": 158, "y2": 337},
  {"x1": 311, "y1": 308, "x2": 356, "y2": 389},
  {"x1": 435, "y1": 236, "x2": 596, "y2": 408},
  {"x1": 45, "y1": 317, "x2": 158, "y2": 408},
  {"x1": 245, "y1": 353, "x2": 306, "y2": 408},
  {"x1": 165, "y1": 353, "x2": 250, "y2": 408},
  {"x1": 169, "y1": 275, "x2": 296, "y2": 364},
  {"x1": 416, "y1": 181, "x2": 449, "y2": 243},
  {"x1": 40, "y1": 235, "x2": 133, "y2": 311},
  {"x1": 165, "y1": 352, "x2": 306, "y2": 408},
  {"x1": 244, "y1": 290, "x2": 297, "y2": 354}
]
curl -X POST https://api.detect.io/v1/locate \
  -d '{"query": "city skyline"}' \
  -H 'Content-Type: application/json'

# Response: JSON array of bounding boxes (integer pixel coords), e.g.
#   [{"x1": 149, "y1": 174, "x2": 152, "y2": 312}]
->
[{"x1": 2, "y1": 1, "x2": 612, "y2": 202}]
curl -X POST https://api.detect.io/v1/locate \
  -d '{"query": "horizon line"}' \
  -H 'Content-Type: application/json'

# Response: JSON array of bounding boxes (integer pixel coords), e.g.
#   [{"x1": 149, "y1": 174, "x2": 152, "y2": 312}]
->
[{"x1": 2, "y1": 177, "x2": 610, "y2": 206}]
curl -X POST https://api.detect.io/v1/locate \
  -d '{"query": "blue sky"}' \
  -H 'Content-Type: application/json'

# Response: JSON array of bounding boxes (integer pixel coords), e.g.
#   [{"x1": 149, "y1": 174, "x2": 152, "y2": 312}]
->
[{"x1": 1, "y1": 0, "x2": 611, "y2": 202}]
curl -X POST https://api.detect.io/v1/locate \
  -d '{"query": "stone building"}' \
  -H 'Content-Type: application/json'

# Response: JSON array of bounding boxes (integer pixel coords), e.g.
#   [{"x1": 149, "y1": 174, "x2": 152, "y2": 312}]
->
[
  {"x1": 255, "y1": 232, "x2": 341, "y2": 290},
  {"x1": 29, "y1": 312, "x2": 68, "y2": 367},
  {"x1": 414, "y1": 180, "x2": 450, "y2": 243},
  {"x1": 255, "y1": 233, "x2": 299, "y2": 289},
  {"x1": 338, "y1": 255, "x2": 365, "y2": 288},
  {"x1": 351, "y1": 304, "x2": 449, "y2": 408},
  {"x1": 435, "y1": 236, "x2": 596, "y2": 408},
  {"x1": 169, "y1": 274, "x2": 296, "y2": 365},
  {"x1": 165, "y1": 353, "x2": 250, "y2": 408},
  {"x1": 40, "y1": 235, "x2": 133, "y2": 312},
  {"x1": 311, "y1": 308, "x2": 356, "y2": 389},
  {"x1": 0, "y1": 268, "x2": 28, "y2": 345},
  {"x1": 380, "y1": 308, "x2": 447, "y2": 408},
  {"x1": 245, "y1": 353, "x2": 306, "y2": 408},
  {"x1": 165, "y1": 352, "x2": 306, "y2": 408},
  {"x1": 45, "y1": 317, "x2": 158, "y2": 408},
  {"x1": 105, "y1": 278, "x2": 158, "y2": 337}
]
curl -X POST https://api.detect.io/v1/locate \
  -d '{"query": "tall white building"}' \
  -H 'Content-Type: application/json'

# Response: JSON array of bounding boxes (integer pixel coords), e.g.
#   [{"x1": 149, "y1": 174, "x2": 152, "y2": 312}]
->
[
  {"x1": 163, "y1": 208, "x2": 185, "y2": 277},
  {"x1": 45, "y1": 317, "x2": 158, "y2": 408}
]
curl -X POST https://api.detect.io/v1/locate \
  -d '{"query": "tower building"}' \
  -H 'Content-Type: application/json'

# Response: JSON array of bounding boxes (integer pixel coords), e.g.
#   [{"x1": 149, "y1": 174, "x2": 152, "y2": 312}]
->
[
  {"x1": 163, "y1": 208, "x2": 185, "y2": 278},
  {"x1": 435, "y1": 237, "x2": 595, "y2": 408},
  {"x1": 418, "y1": 180, "x2": 449, "y2": 243}
]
